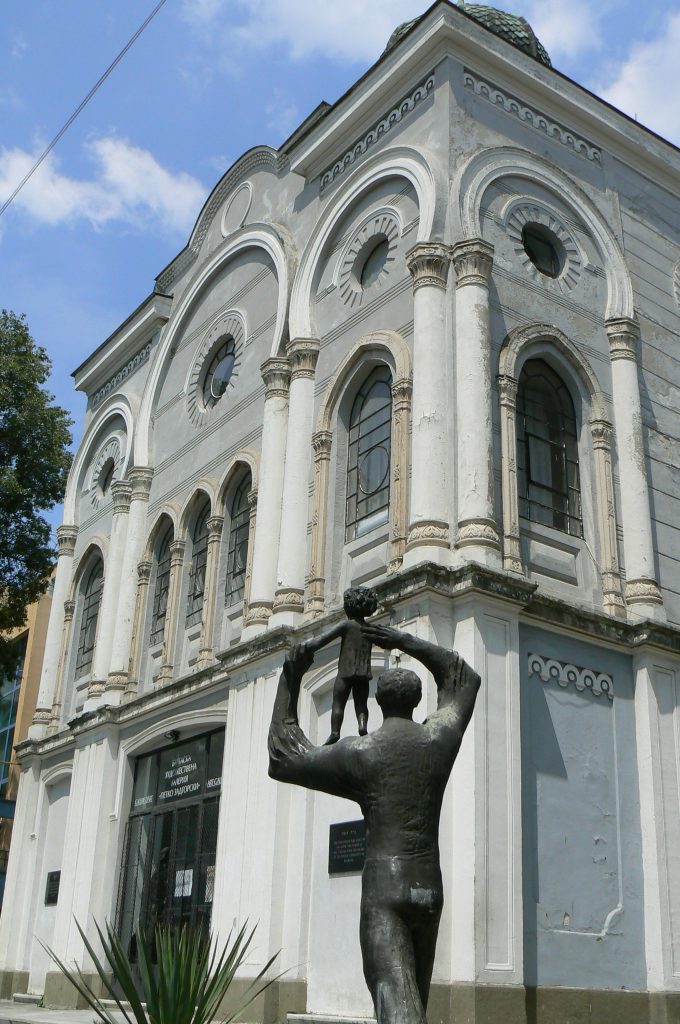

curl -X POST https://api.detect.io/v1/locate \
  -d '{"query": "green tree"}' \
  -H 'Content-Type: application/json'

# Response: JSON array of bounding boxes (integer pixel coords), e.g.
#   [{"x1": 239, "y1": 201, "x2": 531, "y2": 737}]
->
[{"x1": 0, "y1": 310, "x2": 72, "y2": 675}]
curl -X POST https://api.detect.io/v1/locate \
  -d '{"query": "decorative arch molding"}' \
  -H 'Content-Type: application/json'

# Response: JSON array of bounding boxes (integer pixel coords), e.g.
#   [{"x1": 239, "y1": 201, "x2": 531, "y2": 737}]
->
[
  {"x1": 178, "y1": 485, "x2": 216, "y2": 536},
  {"x1": 453, "y1": 146, "x2": 634, "y2": 320},
  {"x1": 216, "y1": 448, "x2": 260, "y2": 505},
  {"x1": 307, "y1": 331, "x2": 413, "y2": 614},
  {"x1": 497, "y1": 323, "x2": 624, "y2": 614},
  {"x1": 68, "y1": 537, "x2": 108, "y2": 603},
  {"x1": 40, "y1": 763, "x2": 73, "y2": 788},
  {"x1": 63, "y1": 397, "x2": 135, "y2": 524},
  {"x1": 290, "y1": 145, "x2": 442, "y2": 339},
  {"x1": 142, "y1": 509, "x2": 178, "y2": 562},
  {"x1": 137, "y1": 223, "x2": 294, "y2": 466},
  {"x1": 32, "y1": 763, "x2": 73, "y2": 840}
]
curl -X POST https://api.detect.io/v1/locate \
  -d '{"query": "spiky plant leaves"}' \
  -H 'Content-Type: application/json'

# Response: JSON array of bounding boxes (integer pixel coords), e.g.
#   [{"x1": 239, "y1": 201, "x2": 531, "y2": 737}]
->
[{"x1": 42, "y1": 919, "x2": 281, "y2": 1024}]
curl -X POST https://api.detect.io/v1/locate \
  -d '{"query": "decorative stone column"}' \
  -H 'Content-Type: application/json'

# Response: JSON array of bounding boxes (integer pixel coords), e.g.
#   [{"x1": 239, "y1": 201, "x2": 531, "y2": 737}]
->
[
  {"x1": 242, "y1": 487, "x2": 258, "y2": 620},
  {"x1": 452, "y1": 239, "x2": 501, "y2": 563},
  {"x1": 197, "y1": 515, "x2": 224, "y2": 668},
  {"x1": 497, "y1": 374, "x2": 523, "y2": 574},
  {"x1": 306, "y1": 430, "x2": 333, "y2": 616},
  {"x1": 272, "y1": 339, "x2": 320, "y2": 626},
  {"x1": 107, "y1": 467, "x2": 154, "y2": 695},
  {"x1": 590, "y1": 418, "x2": 626, "y2": 616},
  {"x1": 605, "y1": 317, "x2": 663, "y2": 617},
  {"x1": 29, "y1": 524, "x2": 78, "y2": 739},
  {"x1": 404, "y1": 242, "x2": 452, "y2": 565},
  {"x1": 243, "y1": 357, "x2": 290, "y2": 635},
  {"x1": 86, "y1": 480, "x2": 131, "y2": 705},
  {"x1": 157, "y1": 539, "x2": 186, "y2": 685},
  {"x1": 127, "y1": 559, "x2": 152, "y2": 693},
  {"x1": 389, "y1": 376, "x2": 413, "y2": 572},
  {"x1": 48, "y1": 599, "x2": 75, "y2": 729}
]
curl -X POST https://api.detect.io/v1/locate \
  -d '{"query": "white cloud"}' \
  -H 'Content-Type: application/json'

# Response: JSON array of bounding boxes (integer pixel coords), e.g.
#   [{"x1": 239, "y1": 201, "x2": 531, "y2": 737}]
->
[
  {"x1": 600, "y1": 11, "x2": 680, "y2": 145},
  {"x1": 525, "y1": 0, "x2": 603, "y2": 59},
  {"x1": 181, "y1": 0, "x2": 424, "y2": 63},
  {"x1": 0, "y1": 137, "x2": 206, "y2": 234},
  {"x1": 265, "y1": 89, "x2": 300, "y2": 139},
  {"x1": 11, "y1": 33, "x2": 27, "y2": 58}
]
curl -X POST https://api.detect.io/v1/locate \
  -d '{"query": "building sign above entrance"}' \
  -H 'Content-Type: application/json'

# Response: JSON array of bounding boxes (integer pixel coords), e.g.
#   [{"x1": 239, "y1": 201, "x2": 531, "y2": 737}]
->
[{"x1": 130, "y1": 731, "x2": 224, "y2": 813}]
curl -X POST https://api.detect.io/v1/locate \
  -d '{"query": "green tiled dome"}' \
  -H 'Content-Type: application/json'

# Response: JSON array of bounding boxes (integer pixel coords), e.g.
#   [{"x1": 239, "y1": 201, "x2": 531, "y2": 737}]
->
[{"x1": 384, "y1": 3, "x2": 552, "y2": 67}]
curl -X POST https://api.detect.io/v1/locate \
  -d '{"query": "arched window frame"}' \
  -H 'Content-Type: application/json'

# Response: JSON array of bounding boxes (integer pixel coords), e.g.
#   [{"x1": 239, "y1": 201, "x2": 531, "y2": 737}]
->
[
  {"x1": 74, "y1": 557, "x2": 104, "y2": 679},
  {"x1": 186, "y1": 500, "x2": 211, "y2": 628},
  {"x1": 224, "y1": 472, "x2": 252, "y2": 607},
  {"x1": 345, "y1": 366, "x2": 393, "y2": 542},
  {"x1": 150, "y1": 523, "x2": 174, "y2": 646}
]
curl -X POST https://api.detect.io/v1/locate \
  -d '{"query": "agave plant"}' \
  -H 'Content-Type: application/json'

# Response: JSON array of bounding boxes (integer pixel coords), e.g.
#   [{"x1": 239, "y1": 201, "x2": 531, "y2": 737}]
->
[{"x1": 43, "y1": 919, "x2": 280, "y2": 1024}]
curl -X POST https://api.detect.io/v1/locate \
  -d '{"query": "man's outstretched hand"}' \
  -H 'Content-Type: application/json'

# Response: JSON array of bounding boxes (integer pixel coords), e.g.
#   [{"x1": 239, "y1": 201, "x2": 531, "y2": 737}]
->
[
  {"x1": 361, "y1": 623, "x2": 406, "y2": 650},
  {"x1": 285, "y1": 641, "x2": 315, "y2": 676}
]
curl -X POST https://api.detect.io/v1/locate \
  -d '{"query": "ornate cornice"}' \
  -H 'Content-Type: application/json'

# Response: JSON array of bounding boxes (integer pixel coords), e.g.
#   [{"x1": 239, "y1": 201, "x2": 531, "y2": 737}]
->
[
  {"x1": 320, "y1": 72, "x2": 435, "y2": 192},
  {"x1": 463, "y1": 70, "x2": 601, "y2": 164},
  {"x1": 605, "y1": 317, "x2": 640, "y2": 362},
  {"x1": 261, "y1": 357, "x2": 291, "y2": 398},
  {"x1": 528, "y1": 653, "x2": 614, "y2": 700},
  {"x1": 287, "y1": 338, "x2": 320, "y2": 380},
  {"x1": 56, "y1": 525, "x2": 78, "y2": 557},
  {"x1": 91, "y1": 341, "x2": 152, "y2": 409},
  {"x1": 128, "y1": 466, "x2": 154, "y2": 501},
  {"x1": 406, "y1": 242, "x2": 450, "y2": 292},
  {"x1": 451, "y1": 238, "x2": 494, "y2": 288},
  {"x1": 111, "y1": 480, "x2": 132, "y2": 514}
]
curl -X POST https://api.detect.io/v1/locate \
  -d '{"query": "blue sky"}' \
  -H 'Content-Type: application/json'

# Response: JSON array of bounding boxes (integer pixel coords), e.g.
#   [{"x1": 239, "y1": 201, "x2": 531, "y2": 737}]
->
[{"x1": 2, "y1": 0, "x2": 679, "y2": 531}]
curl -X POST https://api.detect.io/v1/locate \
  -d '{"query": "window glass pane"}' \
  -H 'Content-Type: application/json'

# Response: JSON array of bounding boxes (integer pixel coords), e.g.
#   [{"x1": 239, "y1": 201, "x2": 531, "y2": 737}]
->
[
  {"x1": 225, "y1": 475, "x2": 251, "y2": 605},
  {"x1": 151, "y1": 526, "x2": 173, "y2": 644},
  {"x1": 346, "y1": 367, "x2": 392, "y2": 541},
  {"x1": 75, "y1": 559, "x2": 103, "y2": 676},
  {"x1": 186, "y1": 503, "x2": 210, "y2": 627}
]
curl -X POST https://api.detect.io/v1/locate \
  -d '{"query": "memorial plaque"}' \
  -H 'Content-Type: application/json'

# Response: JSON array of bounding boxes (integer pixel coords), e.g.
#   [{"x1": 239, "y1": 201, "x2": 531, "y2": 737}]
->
[
  {"x1": 328, "y1": 819, "x2": 366, "y2": 874},
  {"x1": 45, "y1": 870, "x2": 61, "y2": 906}
]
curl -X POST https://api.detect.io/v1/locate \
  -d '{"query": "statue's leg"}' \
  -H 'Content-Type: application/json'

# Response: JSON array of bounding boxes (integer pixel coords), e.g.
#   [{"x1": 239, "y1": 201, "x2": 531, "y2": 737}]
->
[
  {"x1": 359, "y1": 900, "x2": 427, "y2": 1024},
  {"x1": 353, "y1": 678, "x2": 369, "y2": 735},
  {"x1": 412, "y1": 911, "x2": 442, "y2": 1010},
  {"x1": 326, "y1": 676, "x2": 350, "y2": 744}
]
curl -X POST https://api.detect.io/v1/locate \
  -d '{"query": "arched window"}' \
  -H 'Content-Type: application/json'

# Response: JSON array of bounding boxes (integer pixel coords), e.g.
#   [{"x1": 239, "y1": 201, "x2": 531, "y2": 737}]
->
[
  {"x1": 225, "y1": 474, "x2": 251, "y2": 605},
  {"x1": 516, "y1": 359, "x2": 583, "y2": 537},
  {"x1": 346, "y1": 366, "x2": 393, "y2": 541},
  {"x1": 186, "y1": 501, "x2": 210, "y2": 627},
  {"x1": 150, "y1": 525, "x2": 173, "y2": 645},
  {"x1": 75, "y1": 558, "x2": 104, "y2": 676}
]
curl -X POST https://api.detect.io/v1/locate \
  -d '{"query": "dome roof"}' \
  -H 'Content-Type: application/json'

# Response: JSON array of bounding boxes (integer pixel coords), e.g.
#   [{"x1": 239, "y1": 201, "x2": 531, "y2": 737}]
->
[{"x1": 384, "y1": 3, "x2": 552, "y2": 66}]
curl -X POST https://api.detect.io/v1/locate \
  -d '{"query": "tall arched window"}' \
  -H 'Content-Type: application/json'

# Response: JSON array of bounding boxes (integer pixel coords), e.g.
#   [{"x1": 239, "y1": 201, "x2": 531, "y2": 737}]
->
[
  {"x1": 517, "y1": 359, "x2": 583, "y2": 537},
  {"x1": 346, "y1": 366, "x2": 393, "y2": 541},
  {"x1": 75, "y1": 558, "x2": 104, "y2": 676},
  {"x1": 225, "y1": 473, "x2": 251, "y2": 605},
  {"x1": 150, "y1": 524, "x2": 173, "y2": 645},
  {"x1": 186, "y1": 501, "x2": 210, "y2": 627}
]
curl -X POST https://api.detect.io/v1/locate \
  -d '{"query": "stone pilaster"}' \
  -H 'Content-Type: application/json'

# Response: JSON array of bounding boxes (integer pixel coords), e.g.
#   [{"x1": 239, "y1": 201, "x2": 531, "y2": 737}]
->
[
  {"x1": 197, "y1": 515, "x2": 224, "y2": 668},
  {"x1": 497, "y1": 374, "x2": 523, "y2": 575},
  {"x1": 242, "y1": 487, "x2": 258, "y2": 621},
  {"x1": 127, "y1": 559, "x2": 152, "y2": 693},
  {"x1": 404, "y1": 242, "x2": 452, "y2": 565},
  {"x1": 590, "y1": 419, "x2": 625, "y2": 616},
  {"x1": 49, "y1": 599, "x2": 76, "y2": 730},
  {"x1": 306, "y1": 430, "x2": 333, "y2": 616},
  {"x1": 157, "y1": 539, "x2": 186, "y2": 685},
  {"x1": 389, "y1": 377, "x2": 412, "y2": 572}
]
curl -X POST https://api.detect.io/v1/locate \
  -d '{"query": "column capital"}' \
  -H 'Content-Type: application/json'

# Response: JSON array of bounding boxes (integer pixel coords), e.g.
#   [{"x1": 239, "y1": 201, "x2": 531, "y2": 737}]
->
[
  {"x1": 625, "y1": 577, "x2": 663, "y2": 606},
  {"x1": 406, "y1": 242, "x2": 450, "y2": 291},
  {"x1": 391, "y1": 376, "x2": 413, "y2": 405},
  {"x1": 128, "y1": 466, "x2": 154, "y2": 501},
  {"x1": 497, "y1": 374, "x2": 519, "y2": 409},
  {"x1": 287, "y1": 337, "x2": 320, "y2": 380},
  {"x1": 261, "y1": 356, "x2": 291, "y2": 398},
  {"x1": 244, "y1": 601, "x2": 272, "y2": 627},
  {"x1": 590, "y1": 418, "x2": 614, "y2": 451},
  {"x1": 605, "y1": 317, "x2": 640, "y2": 361},
  {"x1": 137, "y1": 559, "x2": 153, "y2": 582},
  {"x1": 207, "y1": 515, "x2": 224, "y2": 540},
  {"x1": 452, "y1": 238, "x2": 494, "y2": 287},
  {"x1": 56, "y1": 524, "x2": 78, "y2": 557},
  {"x1": 111, "y1": 480, "x2": 132, "y2": 513},
  {"x1": 169, "y1": 539, "x2": 186, "y2": 563},
  {"x1": 312, "y1": 429, "x2": 333, "y2": 460},
  {"x1": 63, "y1": 599, "x2": 76, "y2": 622},
  {"x1": 247, "y1": 486, "x2": 259, "y2": 511}
]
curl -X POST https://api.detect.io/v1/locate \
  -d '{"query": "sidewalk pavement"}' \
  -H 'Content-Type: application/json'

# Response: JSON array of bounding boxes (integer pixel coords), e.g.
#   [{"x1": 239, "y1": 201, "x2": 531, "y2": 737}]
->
[{"x1": 0, "y1": 1001, "x2": 125, "y2": 1024}]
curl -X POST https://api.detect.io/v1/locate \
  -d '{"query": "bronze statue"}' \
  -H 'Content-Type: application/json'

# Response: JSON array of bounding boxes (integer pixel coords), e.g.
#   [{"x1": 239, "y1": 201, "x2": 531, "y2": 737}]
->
[{"x1": 268, "y1": 622, "x2": 480, "y2": 1024}]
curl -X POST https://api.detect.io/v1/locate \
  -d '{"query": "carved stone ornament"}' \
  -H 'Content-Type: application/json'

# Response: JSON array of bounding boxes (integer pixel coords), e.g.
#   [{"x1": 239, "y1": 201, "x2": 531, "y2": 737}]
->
[
  {"x1": 590, "y1": 419, "x2": 613, "y2": 450},
  {"x1": 406, "y1": 242, "x2": 450, "y2": 292},
  {"x1": 57, "y1": 525, "x2": 78, "y2": 558},
  {"x1": 456, "y1": 517, "x2": 501, "y2": 550},
  {"x1": 261, "y1": 357, "x2": 291, "y2": 399},
  {"x1": 338, "y1": 211, "x2": 400, "y2": 307},
  {"x1": 111, "y1": 480, "x2": 132, "y2": 514},
  {"x1": 128, "y1": 466, "x2": 154, "y2": 502},
  {"x1": 137, "y1": 560, "x2": 153, "y2": 582},
  {"x1": 528, "y1": 652, "x2": 614, "y2": 700},
  {"x1": 406, "y1": 520, "x2": 450, "y2": 548},
  {"x1": 207, "y1": 515, "x2": 224, "y2": 540},
  {"x1": 88, "y1": 434, "x2": 125, "y2": 508},
  {"x1": 624, "y1": 577, "x2": 663, "y2": 606},
  {"x1": 505, "y1": 202, "x2": 582, "y2": 293},
  {"x1": 91, "y1": 341, "x2": 152, "y2": 410},
  {"x1": 63, "y1": 599, "x2": 76, "y2": 622},
  {"x1": 497, "y1": 375, "x2": 518, "y2": 409},
  {"x1": 31, "y1": 707, "x2": 52, "y2": 726},
  {"x1": 245, "y1": 601, "x2": 273, "y2": 626},
  {"x1": 451, "y1": 238, "x2": 494, "y2": 288},
  {"x1": 287, "y1": 338, "x2": 320, "y2": 380},
  {"x1": 187, "y1": 311, "x2": 245, "y2": 426},
  {"x1": 273, "y1": 588, "x2": 305, "y2": 612},
  {"x1": 605, "y1": 317, "x2": 639, "y2": 362}
]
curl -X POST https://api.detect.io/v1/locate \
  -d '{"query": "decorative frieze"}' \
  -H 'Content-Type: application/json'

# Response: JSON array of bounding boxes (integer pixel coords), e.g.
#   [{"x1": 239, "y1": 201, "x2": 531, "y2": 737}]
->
[
  {"x1": 605, "y1": 317, "x2": 639, "y2": 362},
  {"x1": 287, "y1": 338, "x2": 320, "y2": 379},
  {"x1": 528, "y1": 653, "x2": 614, "y2": 700},
  {"x1": 406, "y1": 242, "x2": 450, "y2": 291},
  {"x1": 451, "y1": 238, "x2": 494, "y2": 288},
  {"x1": 320, "y1": 72, "x2": 435, "y2": 192},
  {"x1": 91, "y1": 341, "x2": 152, "y2": 409},
  {"x1": 260, "y1": 357, "x2": 291, "y2": 399},
  {"x1": 463, "y1": 70, "x2": 602, "y2": 163}
]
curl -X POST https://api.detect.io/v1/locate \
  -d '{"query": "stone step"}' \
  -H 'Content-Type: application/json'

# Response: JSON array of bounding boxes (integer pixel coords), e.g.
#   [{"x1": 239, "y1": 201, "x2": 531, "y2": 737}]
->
[
  {"x1": 11, "y1": 995, "x2": 41, "y2": 1005},
  {"x1": 288, "y1": 1016, "x2": 375, "y2": 1024}
]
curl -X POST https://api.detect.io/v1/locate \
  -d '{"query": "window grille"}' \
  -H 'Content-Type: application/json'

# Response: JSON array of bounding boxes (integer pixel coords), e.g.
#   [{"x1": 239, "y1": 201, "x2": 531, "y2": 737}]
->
[
  {"x1": 517, "y1": 359, "x2": 583, "y2": 537},
  {"x1": 346, "y1": 367, "x2": 393, "y2": 541},
  {"x1": 225, "y1": 475, "x2": 251, "y2": 605},
  {"x1": 150, "y1": 525, "x2": 173, "y2": 645},
  {"x1": 75, "y1": 559, "x2": 104, "y2": 676},
  {"x1": 186, "y1": 503, "x2": 210, "y2": 627}
]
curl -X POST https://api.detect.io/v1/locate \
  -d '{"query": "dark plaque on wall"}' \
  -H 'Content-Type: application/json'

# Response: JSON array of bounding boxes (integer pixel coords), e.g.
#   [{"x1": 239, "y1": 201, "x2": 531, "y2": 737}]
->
[
  {"x1": 45, "y1": 870, "x2": 61, "y2": 906},
  {"x1": 328, "y1": 819, "x2": 366, "y2": 875}
]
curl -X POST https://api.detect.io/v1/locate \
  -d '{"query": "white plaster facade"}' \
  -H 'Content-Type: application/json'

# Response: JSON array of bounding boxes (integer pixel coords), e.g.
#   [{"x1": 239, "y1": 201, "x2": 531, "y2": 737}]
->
[{"x1": 3, "y1": 4, "x2": 680, "y2": 1021}]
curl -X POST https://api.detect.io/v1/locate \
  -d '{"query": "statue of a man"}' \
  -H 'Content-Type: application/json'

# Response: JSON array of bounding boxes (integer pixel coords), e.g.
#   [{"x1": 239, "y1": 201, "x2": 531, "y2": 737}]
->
[{"x1": 268, "y1": 623, "x2": 481, "y2": 1024}]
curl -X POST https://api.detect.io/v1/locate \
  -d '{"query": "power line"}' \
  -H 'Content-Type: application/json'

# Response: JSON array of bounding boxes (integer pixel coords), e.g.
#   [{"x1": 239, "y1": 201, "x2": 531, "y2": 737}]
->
[{"x1": 0, "y1": 0, "x2": 169, "y2": 220}]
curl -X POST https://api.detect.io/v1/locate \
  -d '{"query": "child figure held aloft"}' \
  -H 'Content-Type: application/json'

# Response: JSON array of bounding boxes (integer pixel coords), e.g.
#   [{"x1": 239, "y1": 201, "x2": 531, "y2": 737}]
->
[{"x1": 304, "y1": 586, "x2": 378, "y2": 744}]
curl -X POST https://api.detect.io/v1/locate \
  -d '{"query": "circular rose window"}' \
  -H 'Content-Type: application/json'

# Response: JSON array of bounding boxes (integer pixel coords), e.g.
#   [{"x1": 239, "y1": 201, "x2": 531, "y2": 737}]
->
[{"x1": 202, "y1": 337, "x2": 236, "y2": 408}]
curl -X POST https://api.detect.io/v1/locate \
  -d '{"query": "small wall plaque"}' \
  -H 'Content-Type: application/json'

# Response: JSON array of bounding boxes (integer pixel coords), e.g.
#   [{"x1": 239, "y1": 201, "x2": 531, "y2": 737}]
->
[
  {"x1": 328, "y1": 819, "x2": 366, "y2": 875},
  {"x1": 45, "y1": 870, "x2": 61, "y2": 906}
]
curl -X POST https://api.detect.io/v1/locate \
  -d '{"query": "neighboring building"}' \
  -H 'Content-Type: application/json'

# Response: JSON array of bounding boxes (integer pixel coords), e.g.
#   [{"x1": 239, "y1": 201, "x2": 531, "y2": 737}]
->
[
  {"x1": 0, "y1": 584, "x2": 52, "y2": 906},
  {"x1": 2, "y1": 2, "x2": 680, "y2": 1020}
]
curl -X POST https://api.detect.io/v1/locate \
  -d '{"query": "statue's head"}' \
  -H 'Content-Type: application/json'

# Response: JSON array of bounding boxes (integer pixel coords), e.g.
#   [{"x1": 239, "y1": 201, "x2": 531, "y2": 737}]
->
[
  {"x1": 376, "y1": 668, "x2": 422, "y2": 718},
  {"x1": 343, "y1": 585, "x2": 378, "y2": 620}
]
